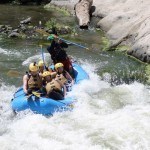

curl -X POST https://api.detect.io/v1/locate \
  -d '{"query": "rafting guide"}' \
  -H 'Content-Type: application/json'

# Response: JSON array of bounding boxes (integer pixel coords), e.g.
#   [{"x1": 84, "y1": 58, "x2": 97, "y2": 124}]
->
[{"x1": 47, "y1": 33, "x2": 75, "y2": 78}]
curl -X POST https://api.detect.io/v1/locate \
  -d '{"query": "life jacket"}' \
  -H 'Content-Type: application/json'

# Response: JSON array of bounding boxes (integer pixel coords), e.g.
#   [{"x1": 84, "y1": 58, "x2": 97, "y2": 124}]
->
[
  {"x1": 56, "y1": 71, "x2": 73, "y2": 92},
  {"x1": 27, "y1": 73, "x2": 42, "y2": 91},
  {"x1": 56, "y1": 72, "x2": 67, "y2": 85},
  {"x1": 51, "y1": 72, "x2": 57, "y2": 79},
  {"x1": 45, "y1": 79, "x2": 62, "y2": 94}
]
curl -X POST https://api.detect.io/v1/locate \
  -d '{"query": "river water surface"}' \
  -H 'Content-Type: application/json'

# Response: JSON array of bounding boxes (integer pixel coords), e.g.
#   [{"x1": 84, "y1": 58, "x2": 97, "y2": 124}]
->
[{"x1": 0, "y1": 5, "x2": 150, "y2": 150}]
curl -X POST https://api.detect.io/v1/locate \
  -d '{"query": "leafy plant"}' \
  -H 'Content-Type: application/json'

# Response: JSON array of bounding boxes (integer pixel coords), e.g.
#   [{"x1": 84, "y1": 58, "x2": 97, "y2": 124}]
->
[{"x1": 45, "y1": 18, "x2": 57, "y2": 29}]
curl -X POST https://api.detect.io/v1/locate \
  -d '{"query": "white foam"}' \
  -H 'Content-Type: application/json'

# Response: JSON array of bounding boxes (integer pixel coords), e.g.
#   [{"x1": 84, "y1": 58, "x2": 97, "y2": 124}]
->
[
  {"x1": 22, "y1": 53, "x2": 52, "y2": 66},
  {"x1": 0, "y1": 47, "x2": 21, "y2": 57}
]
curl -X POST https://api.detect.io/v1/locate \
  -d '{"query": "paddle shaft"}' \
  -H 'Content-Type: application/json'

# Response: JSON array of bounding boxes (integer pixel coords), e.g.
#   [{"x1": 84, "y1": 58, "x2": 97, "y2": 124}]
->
[
  {"x1": 39, "y1": 45, "x2": 47, "y2": 70},
  {"x1": 58, "y1": 37, "x2": 89, "y2": 50},
  {"x1": 36, "y1": 29, "x2": 89, "y2": 50}
]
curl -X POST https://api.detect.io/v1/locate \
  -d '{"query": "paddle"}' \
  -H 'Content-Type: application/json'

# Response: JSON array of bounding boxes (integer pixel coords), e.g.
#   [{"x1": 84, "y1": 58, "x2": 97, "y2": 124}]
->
[
  {"x1": 29, "y1": 90, "x2": 71, "y2": 105},
  {"x1": 32, "y1": 91, "x2": 41, "y2": 97},
  {"x1": 27, "y1": 91, "x2": 41, "y2": 99},
  {"x1": 35, "y1": 29, "x2": 89, "y2": 50},
  {"x1": 39, "y1": 44, "x2": 47, "y2": 70},
  {"x1": 25, "y1": 89, "x2": 74, "y2": 108}
]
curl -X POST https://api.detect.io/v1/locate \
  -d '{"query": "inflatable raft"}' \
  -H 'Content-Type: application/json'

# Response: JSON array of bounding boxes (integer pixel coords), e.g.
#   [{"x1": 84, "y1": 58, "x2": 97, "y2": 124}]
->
[{"x1": 11, "y1": 63, "x2": 89, "y2": 116}]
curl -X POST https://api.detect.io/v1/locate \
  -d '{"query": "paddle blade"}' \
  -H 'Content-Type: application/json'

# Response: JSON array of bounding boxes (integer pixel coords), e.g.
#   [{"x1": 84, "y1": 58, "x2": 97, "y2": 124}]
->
[
  {"x1": 35, "y1": 29, "x2": 50, "y2": 36},
  {"x1": 32, "y1": 92, "x2": 41, "y2": 98}
]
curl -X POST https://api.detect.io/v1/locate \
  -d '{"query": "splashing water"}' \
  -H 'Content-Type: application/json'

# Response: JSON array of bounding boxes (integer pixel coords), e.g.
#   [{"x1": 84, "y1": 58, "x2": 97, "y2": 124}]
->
[
  {"x1": 0, "y1": 47, "x2": 21, "y2": 57},
  {"x1": 0, "y1": 62, "x2": 150, "y2": 150},
  {"x1": 22, "y1": 53, "x2": 51, "y2": 66}
]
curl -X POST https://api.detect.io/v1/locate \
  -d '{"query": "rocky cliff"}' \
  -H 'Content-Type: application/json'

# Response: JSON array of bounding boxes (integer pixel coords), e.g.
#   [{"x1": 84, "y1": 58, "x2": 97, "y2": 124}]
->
[{"x1": 94, "y1": 0, "x2": 150, "y2": 63}]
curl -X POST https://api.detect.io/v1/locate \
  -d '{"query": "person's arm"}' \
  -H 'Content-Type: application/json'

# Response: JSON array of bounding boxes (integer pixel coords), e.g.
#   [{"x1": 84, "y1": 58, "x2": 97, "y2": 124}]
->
[
  {"x1": 63, "y1": 85, "x2": 66, "y2": 96},
  {"x1": 55, "y1": 79, "x2": 66, "y2": 96},
  {"x1": 66, "y1": 72, "x2": 74, "y2": 85},
  {"x1": 60, "y1": 41, "x2": 68, "y2": 48},
  {"x1": 23, "y1": 75, "x2": 28, "y2": 94}
]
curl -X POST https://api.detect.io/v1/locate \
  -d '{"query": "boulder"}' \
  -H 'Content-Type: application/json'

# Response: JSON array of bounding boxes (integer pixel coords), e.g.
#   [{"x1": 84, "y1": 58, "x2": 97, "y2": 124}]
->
[
  {"x1": 75, "y1": 0, "x2": 93, "y2": 28},
  {"x1": 93, "y1": 0, "x2": 150, "y2": 63},
  {"x1": 8, "y1": 32, "x2": 20, "y2": 38},
  {"x1": 20, "y1": 17, "x2": 31, "y2": 24}
]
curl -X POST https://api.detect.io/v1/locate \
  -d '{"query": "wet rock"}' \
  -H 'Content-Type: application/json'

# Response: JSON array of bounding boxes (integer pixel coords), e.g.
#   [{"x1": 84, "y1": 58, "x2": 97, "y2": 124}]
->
[
  {"x1": 0, "y1": 25, "x2": 8, "y2": 34},
  {"x1": 75, "y1": 0, "x2": 93, "y2": 28},
  {"x1": 12, "y1": 29, "x2": 19, "y2": 33},
  {"x1": 27, "y1": 25, "x2": 34, "y2": 29},
  {"x1": 19, "y1": 24, "x2": 27, "y2": 32},
  {"x1": 8, "y1": 32, "x2": 20, "y2": 38},
  {"x1": 7, "y1": 26, "x2": 13, "y2": 31},
  {"x1": 0, "y1": 25, "x2": 5, "y2": 29},
  {"x1": 44, "y1": 27, "x2": 52, "y2": 34},
  {"x1": 20, "y1": 17, "x2": 31, "y2": 24},
  {"x1": 57, "y1": 26, "x2": 71, "y2": 35}
]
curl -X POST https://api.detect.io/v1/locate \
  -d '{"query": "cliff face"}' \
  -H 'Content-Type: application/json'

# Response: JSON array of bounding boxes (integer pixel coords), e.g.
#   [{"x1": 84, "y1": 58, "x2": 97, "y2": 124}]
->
[{"x1": 93, "y1": 0, "x2": 150, "y2": 62}]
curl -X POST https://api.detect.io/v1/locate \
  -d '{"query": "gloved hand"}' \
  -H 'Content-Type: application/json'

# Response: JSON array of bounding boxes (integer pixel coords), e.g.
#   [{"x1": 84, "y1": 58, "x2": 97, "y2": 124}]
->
[{"x1": 47, "y1": 34, "x2": 57, "y2": 40}]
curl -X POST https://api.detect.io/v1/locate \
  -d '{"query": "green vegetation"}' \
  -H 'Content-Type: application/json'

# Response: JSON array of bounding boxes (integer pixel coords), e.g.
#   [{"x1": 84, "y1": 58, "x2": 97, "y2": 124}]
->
[
  {"x1": 45, "y1": 18, "x2": 75, "y2": 35},
  {"x1": 45, "y1": 18, "x2": 57, "y2": 29},
  {"x1": 115, "y1": 45, "x2": 130, "y2": 52},
  {"x1": 145, "y1": 65, "x2": 150, "y2": 84},
  {"x1": 101, "y1": 36, "x2": 110, "y2": 51}
]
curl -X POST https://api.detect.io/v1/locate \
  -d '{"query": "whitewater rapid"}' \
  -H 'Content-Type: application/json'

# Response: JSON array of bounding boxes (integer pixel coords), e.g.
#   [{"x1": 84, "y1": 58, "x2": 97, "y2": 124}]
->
[{"x1": 0, "y1": 56, "x2": 150, "y2": 150}]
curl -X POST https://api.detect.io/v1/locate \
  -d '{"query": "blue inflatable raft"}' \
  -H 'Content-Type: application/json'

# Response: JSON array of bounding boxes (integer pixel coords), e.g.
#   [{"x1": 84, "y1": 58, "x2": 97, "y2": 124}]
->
[{"x1": 11, "y1": 63, "x2": 89, "y2": 116}]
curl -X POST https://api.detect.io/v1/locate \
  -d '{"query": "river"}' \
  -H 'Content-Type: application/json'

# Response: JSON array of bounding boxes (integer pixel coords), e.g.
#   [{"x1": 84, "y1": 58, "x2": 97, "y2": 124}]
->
[{"x1": 0, "y1": 4, "x2": 150, "y2": 150}]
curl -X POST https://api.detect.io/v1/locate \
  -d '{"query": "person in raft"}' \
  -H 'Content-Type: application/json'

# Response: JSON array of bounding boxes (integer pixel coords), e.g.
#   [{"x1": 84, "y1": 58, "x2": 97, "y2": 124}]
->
[
  {"x1": 38, "y1": 60, "x2": 45, "y2": 76},
  {"x1": 55, "y1": 63, "x2": 74, "y2": 92},
  {"x1": 23, "y1": 62, "x2": 43, "y2": 95},
  {"x1": 38, "y1": 60, "x2": 52, "y2": 76},
  {"x1": 42, "y1": 71, "x2": 66, "y2": 100},
  {"x1": 47, "y1": 33, "x2": 75, "y2": 78}
]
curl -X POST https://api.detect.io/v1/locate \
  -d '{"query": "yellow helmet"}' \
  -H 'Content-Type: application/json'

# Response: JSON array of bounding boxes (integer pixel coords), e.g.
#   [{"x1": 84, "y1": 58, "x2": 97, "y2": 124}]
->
[
  {"x1": 42, "y1": 71, "x2": 51, "y2": 77},
  {"x1": 38, "y1": 60, "x2": 44, "y2": 67},
  {"x1": 29, "y1": 62, "x2": 38, "y2": 72},
  {"x1": 55, "y1": 63, "x2": 64, "y2": 70}
]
